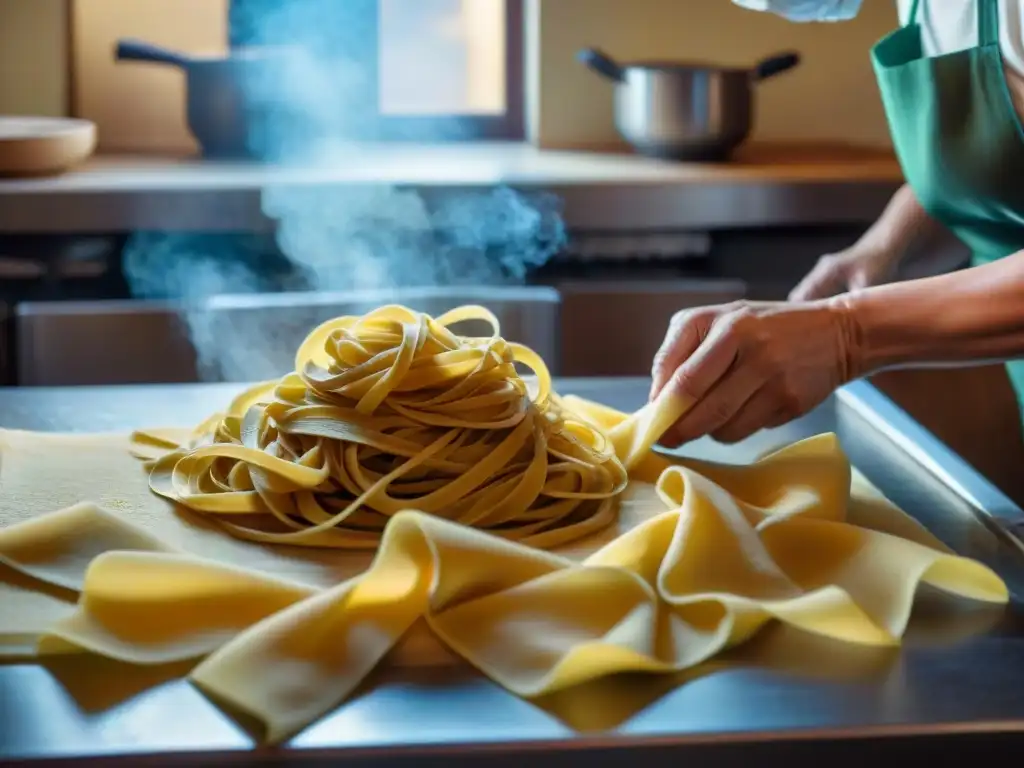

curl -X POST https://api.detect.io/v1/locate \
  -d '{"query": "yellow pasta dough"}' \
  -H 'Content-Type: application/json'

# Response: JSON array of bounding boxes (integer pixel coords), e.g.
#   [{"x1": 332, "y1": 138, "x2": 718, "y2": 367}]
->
[{"x1": 0, "y1": 303, "x2": 1010, "y2": 745}]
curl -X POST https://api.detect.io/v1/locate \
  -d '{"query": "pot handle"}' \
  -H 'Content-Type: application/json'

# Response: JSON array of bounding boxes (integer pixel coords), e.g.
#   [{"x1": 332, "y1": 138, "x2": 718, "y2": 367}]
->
[
  {"x1": 114, "y1": 38, "x2": 191, "y2": 68},
  {"x1": 577, "y1": 48, "x2": 626, "y2": 83},
  {"x1": 752, "y1": 51, "x2": 801, "y2": 81}
]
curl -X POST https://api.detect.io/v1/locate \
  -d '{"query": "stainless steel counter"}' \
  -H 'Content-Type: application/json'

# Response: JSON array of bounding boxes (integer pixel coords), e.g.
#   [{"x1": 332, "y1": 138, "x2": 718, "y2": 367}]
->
[
  {"x1": 2, "y1": 377, "x2": 1024, "y2": 766},
  {"x1": 0, "y1": 149, "x2": 901, "y2": 233}
]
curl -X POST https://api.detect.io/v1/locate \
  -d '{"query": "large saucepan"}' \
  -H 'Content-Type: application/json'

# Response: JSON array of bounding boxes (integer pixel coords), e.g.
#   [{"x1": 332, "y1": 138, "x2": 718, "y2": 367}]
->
[
  {"x1": 578, "y1": 48, "x2": 801, "y2": 161},
  {"x1": 114, "y1": 38, "x2": 316, "y2": 160}
]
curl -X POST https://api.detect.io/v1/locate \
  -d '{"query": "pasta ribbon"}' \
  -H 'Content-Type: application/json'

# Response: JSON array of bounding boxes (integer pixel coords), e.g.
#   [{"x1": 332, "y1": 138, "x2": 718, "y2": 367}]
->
[{"x1": 135, "y1": 305, "x2": 629, "y2": 550}]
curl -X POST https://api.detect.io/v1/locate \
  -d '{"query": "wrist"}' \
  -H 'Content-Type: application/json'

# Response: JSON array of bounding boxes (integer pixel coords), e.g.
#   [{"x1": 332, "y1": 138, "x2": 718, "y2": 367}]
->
[
  {"x1": 825, "y1": 292, "x2": 875, "y2": 381},
  {"x1": 829, "y1": 282, "x2": 936, "y2": 377}
]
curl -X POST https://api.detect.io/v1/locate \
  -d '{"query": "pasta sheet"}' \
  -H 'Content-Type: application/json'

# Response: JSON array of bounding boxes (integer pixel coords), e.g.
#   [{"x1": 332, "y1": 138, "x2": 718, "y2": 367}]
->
[{"x1": 0, "y1": 400, "x2": 1006, "y2": 742}]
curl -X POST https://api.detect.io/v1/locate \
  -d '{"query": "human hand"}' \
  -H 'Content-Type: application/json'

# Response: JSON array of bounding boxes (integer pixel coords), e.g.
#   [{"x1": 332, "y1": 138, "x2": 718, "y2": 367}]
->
[
  {"x1": 649, "y1": 300, "x2": 861, "y2": 447},
  {"x1": 789, "y1": 244, "x2": 900, "y2": 302}
]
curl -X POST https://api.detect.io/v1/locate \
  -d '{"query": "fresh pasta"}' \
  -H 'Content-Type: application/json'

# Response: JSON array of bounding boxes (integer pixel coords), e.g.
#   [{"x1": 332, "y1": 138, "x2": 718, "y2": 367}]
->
[{"x1": 132, "y1": 305, "x2": 629, "y2": 550}]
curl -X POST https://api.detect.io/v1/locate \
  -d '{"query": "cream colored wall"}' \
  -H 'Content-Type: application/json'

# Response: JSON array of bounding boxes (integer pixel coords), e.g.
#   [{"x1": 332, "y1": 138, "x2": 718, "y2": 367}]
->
[
  {"x1": 0, "y1": 0, "x2": 69, "y2": 117},
  {"x1": 71, "y1": 0, "x2": 226, "y2": 153},
  {"x1": 531, "y1": 0, "x2": 899, "y2": 149},
  {"x1": 0, "y1": 0, "x2": 899, "y2": 151}
]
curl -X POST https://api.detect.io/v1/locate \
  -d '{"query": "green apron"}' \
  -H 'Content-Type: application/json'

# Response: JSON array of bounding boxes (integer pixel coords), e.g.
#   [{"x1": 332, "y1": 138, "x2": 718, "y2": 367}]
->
[{"x1": 872, "y1": 0, "x2": 1024, "y2": 421}]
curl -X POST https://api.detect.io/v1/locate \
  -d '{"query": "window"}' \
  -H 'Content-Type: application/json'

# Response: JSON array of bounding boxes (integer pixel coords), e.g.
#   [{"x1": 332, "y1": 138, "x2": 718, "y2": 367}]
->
[{"x1": 228, "y1": 0, "x2": 524, "y2": 141}]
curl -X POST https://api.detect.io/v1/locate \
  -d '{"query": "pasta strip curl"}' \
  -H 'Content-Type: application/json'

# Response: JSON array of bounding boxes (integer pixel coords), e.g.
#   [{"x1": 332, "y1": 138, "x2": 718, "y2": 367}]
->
[{"x1": 137, "y1": 305, "x2": 628, "y2": 550}]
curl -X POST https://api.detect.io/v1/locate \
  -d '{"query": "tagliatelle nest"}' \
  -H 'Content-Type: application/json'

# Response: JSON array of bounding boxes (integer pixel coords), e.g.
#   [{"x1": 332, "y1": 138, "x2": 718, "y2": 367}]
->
[{"x1": 132, "y1": 305, "x2": 628, "y2": 550}]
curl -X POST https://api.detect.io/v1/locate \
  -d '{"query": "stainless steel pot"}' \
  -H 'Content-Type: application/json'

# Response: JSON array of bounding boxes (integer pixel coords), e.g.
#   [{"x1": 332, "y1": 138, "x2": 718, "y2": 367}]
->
[
  {"x1": 578, "y1": 48, "x2": 801, "y2": 161},
  {"x1": 114, "y1": 38, "x2": 315, "y2": 160}
]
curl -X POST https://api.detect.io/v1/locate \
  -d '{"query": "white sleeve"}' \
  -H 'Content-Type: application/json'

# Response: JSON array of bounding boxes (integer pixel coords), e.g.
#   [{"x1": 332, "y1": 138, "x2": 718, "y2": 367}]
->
[
  {"x1": 1001, "y1": 0, "x2": 1024, "y2": 79},
  {"x1": 731, "y1": 0, "x2": 864, "y2": 22},
  {"x1": 894, "y1": 0, "x2": 914, "y2": 26}
]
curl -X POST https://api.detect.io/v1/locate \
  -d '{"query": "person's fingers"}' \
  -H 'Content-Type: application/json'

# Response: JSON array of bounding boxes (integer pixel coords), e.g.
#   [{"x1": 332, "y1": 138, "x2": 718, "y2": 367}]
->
[
  {"x1": 788, "y1": 256, "x2": 844, "y2": 302},
  {"x1": 659, "y1": 370, "x2": 760, "y2": 448},
  {"x1": 710, "y1": 394, "x2": 790, "y2": 444},
  {"x1": 789, "y1": 267, "x2": 837, "y2": 302},
  {"x1": 662, "y1": 312, "x2": 742, "y2": 405},
  {"x1": 847, "y1": 267, "x2": 871, "y2": 292},
  {"x1": 650, "y1": 309, "x2": 708, "y2": 401},
  {"x1": 658, "y1": 328, "x2": 761, "y2": 448}
]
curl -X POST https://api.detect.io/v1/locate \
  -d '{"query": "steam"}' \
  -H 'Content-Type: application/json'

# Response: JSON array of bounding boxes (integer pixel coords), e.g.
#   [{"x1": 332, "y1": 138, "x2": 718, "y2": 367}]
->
[{"x1": 122, "y1": 0, "x2": 564, "y2": 382}]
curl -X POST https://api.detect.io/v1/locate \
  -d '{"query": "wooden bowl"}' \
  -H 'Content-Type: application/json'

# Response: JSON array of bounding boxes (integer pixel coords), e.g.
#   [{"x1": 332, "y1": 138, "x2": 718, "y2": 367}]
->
[{"x1": 0, "y1": 117, "x2": 97, "y2": 177}]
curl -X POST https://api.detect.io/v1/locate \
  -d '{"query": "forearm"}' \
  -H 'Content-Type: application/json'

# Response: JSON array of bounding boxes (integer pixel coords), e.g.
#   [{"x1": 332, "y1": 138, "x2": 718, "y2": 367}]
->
[
  {"x1": 840, "y1": 249, "x2": 1024, "y2": 375},
  {"x1": 857, "y1": 182, "x2": 936, "y2": 256}
]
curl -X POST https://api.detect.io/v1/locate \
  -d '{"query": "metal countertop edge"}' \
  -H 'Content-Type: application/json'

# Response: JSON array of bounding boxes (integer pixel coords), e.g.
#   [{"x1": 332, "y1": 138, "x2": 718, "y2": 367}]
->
[
  {"x1": 19, "y1": 717, "x2": 1024, "y2": 766},
  {"x1": 839, "y1": 379, "x2": 1024, "y2": 552}
]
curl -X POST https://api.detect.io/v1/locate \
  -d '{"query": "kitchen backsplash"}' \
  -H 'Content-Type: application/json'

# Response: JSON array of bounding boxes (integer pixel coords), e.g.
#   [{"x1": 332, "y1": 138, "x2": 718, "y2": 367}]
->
[
  {"x1": 0, "y1": 0, "x2": 898, "y2": 152},
  {"x1": 70, "y1": 0, "x2": 225, "y2": 154},
  {"x1": 533, "y1": 0, "x2": 898, "y2": 149},
  {"x1": 0, "y1": 0, "x2": 68, "y2": 118}
]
